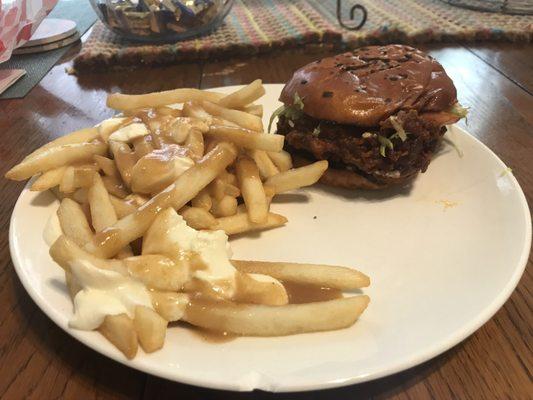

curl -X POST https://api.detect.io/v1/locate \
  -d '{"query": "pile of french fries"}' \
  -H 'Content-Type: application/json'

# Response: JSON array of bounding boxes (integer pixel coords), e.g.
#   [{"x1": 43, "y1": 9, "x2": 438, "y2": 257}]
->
[{"x1": 5, "y1": 80, "x2": 370, "y2": 359}]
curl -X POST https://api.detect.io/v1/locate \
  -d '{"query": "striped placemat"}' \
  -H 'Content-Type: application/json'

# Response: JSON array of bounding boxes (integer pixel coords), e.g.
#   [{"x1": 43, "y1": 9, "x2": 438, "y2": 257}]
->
[{"x1": 74, "y1": 0, "x2": 533, "y2": 70}]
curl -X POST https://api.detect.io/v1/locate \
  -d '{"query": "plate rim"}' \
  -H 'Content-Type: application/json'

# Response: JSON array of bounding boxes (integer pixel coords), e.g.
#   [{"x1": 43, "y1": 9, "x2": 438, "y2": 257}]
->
[{"x1": 8, "y1": 84, "x2": 532, "y2": 392}]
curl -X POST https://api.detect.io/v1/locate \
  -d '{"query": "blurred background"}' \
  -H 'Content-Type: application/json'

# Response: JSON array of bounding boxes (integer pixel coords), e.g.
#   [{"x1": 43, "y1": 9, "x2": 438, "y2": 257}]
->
[{"x1": 1, "y1": 0, "x2": 532, "y2": 98}]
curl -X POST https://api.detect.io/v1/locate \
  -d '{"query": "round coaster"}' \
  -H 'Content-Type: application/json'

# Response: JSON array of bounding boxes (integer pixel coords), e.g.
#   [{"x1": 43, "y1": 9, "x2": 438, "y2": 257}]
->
[
  {"x1": 20, "y1": 18, "x2": 77, "y2": 48},
  {"x1": 13, "y1": 32, "x2": 80, "y2": 55}
]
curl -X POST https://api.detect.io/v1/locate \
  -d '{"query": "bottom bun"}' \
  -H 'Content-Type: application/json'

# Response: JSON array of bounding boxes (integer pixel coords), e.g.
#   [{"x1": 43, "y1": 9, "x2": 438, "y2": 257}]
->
[{"x1": 292, "y1": 155, "x2": 418, "y2": 190}]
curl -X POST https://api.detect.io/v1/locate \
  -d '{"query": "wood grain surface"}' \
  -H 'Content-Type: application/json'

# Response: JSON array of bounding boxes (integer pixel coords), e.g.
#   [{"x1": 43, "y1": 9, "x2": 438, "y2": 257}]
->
[{"x1": 0, "y1": 35, "x2": 531, "y2": 399}]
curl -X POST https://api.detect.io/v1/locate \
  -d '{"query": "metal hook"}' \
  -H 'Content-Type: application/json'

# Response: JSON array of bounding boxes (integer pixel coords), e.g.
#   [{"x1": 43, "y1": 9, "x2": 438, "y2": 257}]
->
[{"x1": 336, "y1": 0, "x2": 367, "y2": 31}]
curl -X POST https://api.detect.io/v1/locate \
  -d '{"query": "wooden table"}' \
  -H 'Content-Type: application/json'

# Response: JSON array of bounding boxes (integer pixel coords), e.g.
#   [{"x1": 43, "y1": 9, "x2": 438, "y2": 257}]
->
[{"x1": 0, "y1": 35, "x2": 531, "y2": 399}]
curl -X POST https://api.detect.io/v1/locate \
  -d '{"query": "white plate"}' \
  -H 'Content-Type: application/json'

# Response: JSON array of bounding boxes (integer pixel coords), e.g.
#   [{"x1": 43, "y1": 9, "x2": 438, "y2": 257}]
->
[{"x1": 9, "y1": 84, "x2": 531, "y2": 392}]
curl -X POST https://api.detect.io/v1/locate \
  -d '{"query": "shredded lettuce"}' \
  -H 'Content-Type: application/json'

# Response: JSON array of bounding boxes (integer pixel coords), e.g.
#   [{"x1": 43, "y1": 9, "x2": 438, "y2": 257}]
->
[
  {"x1": 267, "y1": 93, "x2": 306, "y2": 133},
  {"x1": 377, "y1": 135, "x2": 394, "y2": 157},
  {"x1": 389, "y1": 116, "x2": 408, "y2": 141},
  {"x1": 268, "y1": 104, "x2": 286, "y2": 133},
  {"x1": 312, "y1": 125, "x2": 321, "y2": 137},
  {"x1": 449, "y1": 102, "x2": 469, "y2": 121},
  {"x1": 293, "y1": 92, "x2": 305, "y2": 110}
]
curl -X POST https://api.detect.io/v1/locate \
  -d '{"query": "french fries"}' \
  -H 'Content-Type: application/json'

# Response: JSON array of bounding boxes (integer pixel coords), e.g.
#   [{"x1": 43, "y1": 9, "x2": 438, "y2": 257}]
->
[
  {"x1": 206, "y1": 125, "x2": 284, "y2": 152},
  {"x1": 7, "y1": 82, "x2": 372, "y2": 359},
  {"x1": 214, "y1": 212, "x2": 287, "y2": 235},
  {"x1": 23, "y1": 127, "x2": 99, "y2": 162},
  {"x1": 134, "y1": 306, "x2": 167, "y2": 353},
  {"x1": 267, "y1": 150, "x2": 292, "y2": 172},
  {"x1": 57, "y1": 198, "x2": 94, "y2": 246},
  {"x1": 30, "y1": 167, "x2": 67, "y2": 191},
  {"x1": 107, "y1": 88, "x2": 223, "y2": 110},
  {"x1": 202, "y1": 101, "x2": 263, "y2": 132},
  {"x1": 184, "y1": 296, "x2": 369, "y2": 336},
  {"x1": 99, "y1": 314, "x2": 138, "y2": 359},
  {"x1": 264, "y1": 160, "x2": 328, "y2": 194},
  {"x1": 88, "y1": 174, "x2": 118, "y2": 232},
  {"x1": 6, "y1": 141, "x2": 106, "y2": 181},
  {"x1": 85, "y1": 143, "x2": 238, "y2": 258},
  {"x1": 232, "y1": 260, "x2": 370, "y2": 290},
  {"x1": 236, "y1": 156, "x2": 268, "y2": 223},
  {"x1": 218, "y1": 79, "x2": 265, "y2": 109},
  {"x1": 180, "y1": 206, "x2": 217, "y2": 230}
]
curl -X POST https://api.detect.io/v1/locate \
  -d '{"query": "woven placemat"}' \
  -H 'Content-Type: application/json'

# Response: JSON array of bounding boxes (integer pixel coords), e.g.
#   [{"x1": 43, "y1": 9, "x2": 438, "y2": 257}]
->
[
  {"x1": 312, "y1": 0, "x2": 533, "y2": 44},
  {"x1": 74, "y1": 0, "x2": 533, "y2": 70},
  {"x1": 74, "y1": 0, "x2": 341, "y2": 70}
]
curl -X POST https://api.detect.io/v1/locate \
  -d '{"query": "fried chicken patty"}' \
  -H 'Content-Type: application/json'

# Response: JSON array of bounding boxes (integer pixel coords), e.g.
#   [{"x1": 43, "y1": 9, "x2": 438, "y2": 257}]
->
[{"x1": 277, "y1": 110, "x2": 446, "y2": 186}]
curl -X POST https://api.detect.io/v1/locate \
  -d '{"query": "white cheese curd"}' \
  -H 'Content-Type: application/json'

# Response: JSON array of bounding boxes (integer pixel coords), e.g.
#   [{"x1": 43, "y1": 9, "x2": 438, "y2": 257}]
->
[
  {"x1": 43, "y1": 211, "x2": 62, "y2": 246},
  {"x1": 108, "y1": 122, "x2": 149, "y2": 143},
  {"x1": 68, "y1": 259, "x2": 153, "y2": 330},
  {"x1": 166, "y1": 214, "x2": 237, "y2": 297}
]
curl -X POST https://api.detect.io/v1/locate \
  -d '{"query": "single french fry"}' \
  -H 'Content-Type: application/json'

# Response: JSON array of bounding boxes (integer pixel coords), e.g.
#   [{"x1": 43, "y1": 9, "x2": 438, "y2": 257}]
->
[
  {"x1": 99, "y1": 314, "x2": 138, "y2": 359},
  {"x1": 218, "y1": 170, "x2": 237, "y2": 186},
  {"x1": 5, "y1": 141, "x2": 107, "y2": 181},
  {"x1": 102, "y1": 175, "x2": 130, "y2": 199},
  {"x1": 85, "y1": 142, "x2": 238, "y2": 258},
  {"x1": 98, "y1": 117, "x2": 130, "y2": 142},
  {"x1": 267, "y1": 150, "x2": 293, "y2": 172},
  {"x1": 109, "y1": 141, "x2": 136, "y2": 188},
  {"x1": 94, "y1": 155, "x2": 120, "y2": 178},
  {"x1": 72, "y1": 188, "x2": 89, "y2": 204},
  {"x1": 206, "y1": 125, "x2": 284, "y2": 152},
  {"x1": 224, "y1": 183, "x2": 240, "y2": 198},
  {"x1": 181, "y1": 101, "x2": 212, "y2": 122},
  {"x1": 107, "y1": 88, "x2": 223, "y2": 110},
  {"x1": 236, "y1": 156, "x2": 268, "y2": 223},
  {"x1": 57, "y1": 198, "x2": 94, "y2": 246},
  {"x1": 134, "y1": 306, "x2": 167, "y2": 353},
  {"x1": 232, "y1": 260, "x2": 370, "y2": 290},
  {"x1": 202, "y1": 101, "x2": 263, "y2": 132},
  {"x1": 130, "y1": 146, "x2": 194, "y2": 195},
  {"x1": 116, "y1": 246, "x2": 134, "y2": 259},
  {"x1": 233, "y1": 272, "x2": 288, "y2": 306},
  {"x1": 209, "y1": 178, "x2": 227, "y2": 201},
  {"x1": 218, "y1": 79, "x2": 265, "y2": 109},
  {"x1": 21, "y1": 127, "x2": 99, "y2": 163},
  {"x1": 191, "y1": 188, "x2": 212, "y2": 211},
  {"x1": 30, "y1": 166, "x2": 67, "y2": 191},
  {"x1": 167, "y1": 118, "x2": 208, "y2": 144},
  {"x1": 50, "y1": 235, "x2": 126, "y2": 274},
  {"x1": 59, "y1": 165, "x2": 96, "y2": 193},
  {"x1": 249, "y1": 149, "x2": 279, "y2": 179},
  {"x1": 88, "y1": 174, "x2": 118, "y2": 232},
  {"x1": 264, "y1": 160, "x2": 328, "y2": 194},
  {"x1": 180, "y1": 206, "x2": 217, "y2": 230},
  {"x1": 184, "y1": 296, "x2": 370, "y2": 336},
  {"x1": 184, "y1": 129, "x2": 204, "y2": 161},
  {"x1": 109, "y1": 195, "x2": 138, "y2": 218},
  {"x1": 124, "y1": 255, "x2": 189, "y2": 291},
  {"x1": 151, "y1": 292, "x2": 189, "y2": 322},
  {"x1": 132, "y1": 135, "x2": 154, "y2": 158},
  {"x1": 155, "y1": 106, "x2": 182, "y2": 117},
  {"x1": 241, "y1": 104, "x2": 263, "y2": 117},
  {"x1": 214, "y1": 212, "x2": 287, "y2": 235},
  {"x1": 211, "y1": 195, "x2": 238, "y2": 217}
]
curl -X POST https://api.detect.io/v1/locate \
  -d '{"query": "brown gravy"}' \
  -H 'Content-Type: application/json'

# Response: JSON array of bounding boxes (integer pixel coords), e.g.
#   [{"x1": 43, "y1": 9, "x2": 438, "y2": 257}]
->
[{"x1": 282, "y1": 281, "x2": 343, "y2": 304}]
